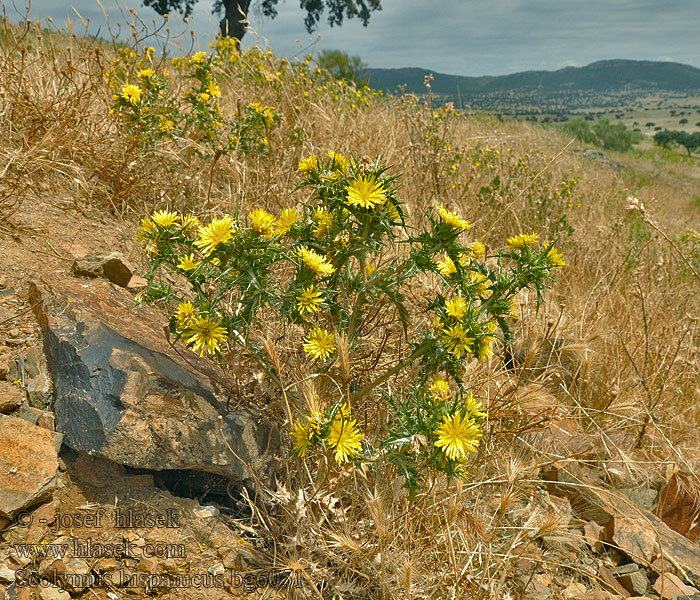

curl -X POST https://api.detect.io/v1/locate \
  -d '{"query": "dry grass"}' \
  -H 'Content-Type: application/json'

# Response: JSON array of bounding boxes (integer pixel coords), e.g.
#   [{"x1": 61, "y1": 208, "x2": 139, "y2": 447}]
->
[{"x1": 1, "y1": 6, "x2": 699, "y2": 598}]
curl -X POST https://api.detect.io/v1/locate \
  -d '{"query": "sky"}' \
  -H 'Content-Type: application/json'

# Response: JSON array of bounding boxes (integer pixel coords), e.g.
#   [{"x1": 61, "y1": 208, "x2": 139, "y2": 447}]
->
[{"x1": 12, "y1": 0, "x2": 700, "y2": 76}]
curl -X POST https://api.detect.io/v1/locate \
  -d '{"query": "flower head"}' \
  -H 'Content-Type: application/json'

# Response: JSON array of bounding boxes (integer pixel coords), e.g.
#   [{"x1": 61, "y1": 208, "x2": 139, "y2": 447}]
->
[
  {"x1": 195, "y1": 216, "x2": 235, "y2": 256},
  {"x1": 436, "y1": 253, "x2": 457, "y2": 277},
  {"x1": 346, "y1": 176, "x2": 386, "y2": 210},
  {"x1": 298, "y1": 155, "x2": 318, "y2": 174},
  {"x1": 291, "y1": 419, "x2": 314, "y2": 457},
  {"x1": 434, "y1": 412, "x2": 482, "y2": 461},
  {"x1": 475, "y1": 322, "x2": 498, "y2": 360},
  {"x1": 327, "y1": 150, "x2": 349, "y2": 174},
  {"x1": 137, "y1": 68, "x2": 155, "y2": 79},
  {"x1": 303, "y1": 327, "x2": 336, "y2": 361},
  {"x1": 465, "y1": 393, "x2": 487, "y2": 421},
  {"x1": 296, "y1": 246, "x2": 335, "y2": 276},
  {"x1": 276, "y1": 208, "x2": 301, "y2": 236},
  {"x1": 121, "y1": 84, "x2": 142, "y2": 105},
  {"x1": 506, "y1": 233, "x2": 540, "y2": 249},
  {"x1": 137, "y1": 217, "x2": 156, "y2": 239},
  {"x1": 174, "y1": 301, "x2": 197, "y2": 329},
  {"x1": 468, "y1": 271, "x2": 493, "y2": 298},
  {"x1": 444, "y1": 296, "x2": 468, "y2": 320},
  {"x1": 191, "y1": 51, "x2": 207, "y2": 63},
  {"x1": 428, "y1": 378, "x2": 452, "y2": 404},
  {"x1": 151, "y1": 210, "x2": 180, "y2": 228},
  {"x1": 205, "y1": 80, "x2": 221, "y2": 98},
  {"x1": 181, "y1": 214, "x2": 200, "y2": 232},
  {"x1": 459, "y1": 241, "x2": 486, "y2": 264},
  {"x1": 441, "y1": 323, "x2": 474, "y2": 359},
  {"x1": 313, "y1": 208, "x2": 335, "y2": 238},
  {"x1": 177, "y1": 253, "x2": 202, "y2": 272},
  {"x1": 249, "y1": 208, "x2": 277, "y2": 238},
  {"x1": 438, "y1": 204, "x2": 471, "y2": 230},
  {"x1": 327, "y1": 415, "x2": 363, "y2": 464},
  {"x1": 546, "y1": 246, "x2": 567, "y2": 267},
  {"x1": 296, "y1": 285, "x2": 324, "y2": 314},
  {"x1": 184, "y1": 316, "x2": 228, "y2": 356}
]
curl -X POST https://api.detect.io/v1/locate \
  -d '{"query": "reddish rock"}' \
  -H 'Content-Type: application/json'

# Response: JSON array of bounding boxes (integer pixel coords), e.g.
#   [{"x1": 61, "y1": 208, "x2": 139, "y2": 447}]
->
[
  {"x1": 584, "y1": 521, "x2": 605, "y2": 553},
  {"x1": 655, "y1": 473, "x2": 700, "y2": 542},
  {"x1": 0, "y1": 381, "x2": 23, "y2": 413},
  {"x1": 653, "y1": 572, "x2": 698, "y2": 599},
  {"x1": 598, "y1": 565, "x2": 631, "y2": 598},
  {"x1": 0, "y1": 415, "x2": 61, "y2": 518}
]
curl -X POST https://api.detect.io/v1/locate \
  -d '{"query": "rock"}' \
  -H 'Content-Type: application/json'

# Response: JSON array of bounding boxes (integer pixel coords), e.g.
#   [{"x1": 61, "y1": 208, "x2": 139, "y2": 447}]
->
[
  {"x1": 0, "y1": 382, "x2": 23, "y2": 413},
  {"x1": 0, "y1": 349, "x2": 11, "y2": 380},
  {"x1": 543, "y1": 463, "x2": 615, "y2": 525},
  {"x1": 39, "y1": 555, "x2": 91, "y2": 593},
  {"x1": 0, "y1": 567, "x2": 15, "y2": 583},
  {"x1": 653, "y1": 572, "x2": 698, "y2": 599},
  {"x1": 36, "y1": 412, "x2": 54, "y2": 431},
  {"x1": 563, "y1": 583, "x2": 587, "y2": 598},
  {"x1": 584, "y1": 521, "x2": 605, "y2": 553},
  {"x1": 598, "y1": 565, "x2": 632, "y2": 598},
  {"x1": 655, "y1": 474, "x2": 700, "y2": 542},
  {"x1": 71, "y1": 252, "x2": 134, "y2": 288},
  {"x1": 126, "y1": 275, "x2": 148, "y2": 291},
  {"x1": 612, "y1": 563, "x2": 648, "y2": 596},
  {"x1": 0, "y1": 416, "x2": 62, "y2": 518},
  {"x1": 193, "y1": 505, "x2": 220, "y2": 519},
  {"x1": 23, "y1": 348, "x2": 41, "y2": 379},
  {"x1": 26, "y1": 373, "x2": 50, "y2": 409},
  {"x1": 29, "y1": 274, "x2": 280, "y2": 486},
  {"x1": 605, "y1": 516, "x2": 657, "y2": 565},
  {"x1": 37, "y1": 585, "x2": 70, "y2": 600}
]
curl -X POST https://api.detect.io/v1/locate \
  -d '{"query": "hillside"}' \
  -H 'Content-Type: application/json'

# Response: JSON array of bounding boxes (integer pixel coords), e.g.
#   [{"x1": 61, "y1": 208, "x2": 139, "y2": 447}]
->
[
  {"x1": 1, "y1": 18, "x2": 700, "y2": 600},
  {"x1": 364, "y1": 59, "x2": 700, "y2": 110}
]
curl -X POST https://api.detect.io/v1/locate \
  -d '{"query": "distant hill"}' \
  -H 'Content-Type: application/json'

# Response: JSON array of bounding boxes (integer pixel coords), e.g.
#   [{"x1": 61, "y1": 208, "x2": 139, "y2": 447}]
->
[{"x1": 363, "y1": 60, "x2": 700, "y2": 111}]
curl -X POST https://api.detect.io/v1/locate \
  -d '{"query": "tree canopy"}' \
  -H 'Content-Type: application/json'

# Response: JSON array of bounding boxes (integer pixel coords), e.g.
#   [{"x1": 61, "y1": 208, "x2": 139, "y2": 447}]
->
[{"x1": 142, "y1": 0, "x2": 382, "y2": 42}]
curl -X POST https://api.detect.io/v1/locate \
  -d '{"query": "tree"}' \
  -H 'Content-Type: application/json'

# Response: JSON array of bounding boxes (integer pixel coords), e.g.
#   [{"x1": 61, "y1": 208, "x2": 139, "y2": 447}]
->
[
  {"x1": 317, "y1": 49, "x2": 367, "y2": 86},
  {"x1": 142, "y1": 0, "x2": 382, "y2": 43},
  {"x1": 653, "y1": 130, "x2": 700, "y2": 156}
]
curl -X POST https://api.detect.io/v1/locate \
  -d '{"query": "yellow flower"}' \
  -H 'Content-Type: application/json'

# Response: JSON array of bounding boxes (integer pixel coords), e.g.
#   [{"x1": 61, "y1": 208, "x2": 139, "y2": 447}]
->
[
  {"x1": 444, "y1": 296, "x2": 468, "y2": 320},
  {"x1": 506, "y1": 296, "x2": 518, "y2": 318},
  {"x1": 191, "y1": 51, "x2": 207, "y2": 63},
  {"x1": 303, "y1": 327, "x2": 336, "y2": 361},
  {"x1": 291, "y1": 420, "x2": 314, "y2": 457},
  {"x1": 441, "y1": 323, "x2": 474, "y2": 359},
  {"x1": 137, "y1": 217, "x2": 156, "y2": 239},
  {"x1": 346, "y1": 176, "x2": 386, "y2": 210},
  {"x1": 506, "y1": 233, "x2": 540, "y2": 249},
  {"x1": 249, "y1": 208, "x2": 277, "y2": 238},
  {"x1": 546, "y1": 246, "x2": 567, "y2": 267},
  {"x1": 459, "y1": 241, "x2": 486, "y2": 264},
  {"x1": 436, "y1": 253, "x2": 457, "y2": 276},
  {"x1": 199, "y1": 92, "x2": 211, "y2": 103},
  {"x1": 327, "y1": 415, "x2": 363, "y2": 464},
  {"x1": 158, "y1": 116, "x2": 175, "y2": 132},
  {"x1": 177, "y1": 253, "x2": 202, "y2": 271},
  {"x1": 296, "y1": 285, "x2": 324, "y2": 314},
  {"x1": 137, "y1": 68, "x2": 155, "y2": 79},
  {"x1": 333, "y1": 231, "x2": 350, "y2": 249},
  {"x1": 438, "y1": 204, "x2": 471, "y2": 230},
  {"x1": 298, "y1": 155, "x2": 318, "y2": 174},
  {"x1": 428, "y1": 378, "x2": 452, "y2": 404},
  {"x1": 181, "y1": 214, "x2": 200, "y2": 232},
  {"x1": 121, "y1": 84, "x2": 142, "y2": 105},
  {"x1": 150, "y1": 210, "x2": 180, "y2": 228},
  {"x1": 184, "y1": 316, "x2": 228, "y2": 356},
  {"x1": 174, "y1": 301, "x2": 197, "y2": 329},
  {"x1": 327, "y1": 150, "x2": 349, "y2": 174},
  {"x1": 276, "y1": 208, "x2": 301, "y2": 235},
  {"x1": 205, "y1": 80, "x2": 221, "y2": 98},
  {"x1": 465, "y1": 393, "x2": 487, "y2": 420},
  {"x1": 195, "y1": 216, "x2": 235, "y2": 256},
  {"x1": 475, "y1": 322, "x2": 497, "y2": 360},
  {"x1": 296, "y1": 246, "x2": 335, "y2": 276},
  {"x1": 468, "y1": 271, "x2": 492, "y2": 298},
  {"x1": 313, "y1": 208, "x2": 334, "y2": 238},
  {"x1": 434, "y1": 412, "x2": 482, "y2": 461}
]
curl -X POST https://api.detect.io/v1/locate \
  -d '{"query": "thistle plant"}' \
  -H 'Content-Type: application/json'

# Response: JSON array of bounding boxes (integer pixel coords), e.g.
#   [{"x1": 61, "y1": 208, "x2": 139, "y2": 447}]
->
[{"x1": 137, "y1": 152, "x2": 565, "y2": 491}]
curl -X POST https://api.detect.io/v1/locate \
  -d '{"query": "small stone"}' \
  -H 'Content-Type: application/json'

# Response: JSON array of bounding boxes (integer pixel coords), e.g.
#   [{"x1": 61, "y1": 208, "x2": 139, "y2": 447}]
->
[
  {"x1": 0, "y1": 382, "x2": 23, "y2": 414},
  {"x1": 612, "y1": 563, "x2": 649, "y2": 596},
  {"x1": 0, "y1": 566, "x2": 15, "y2": 583},
  {"x1": 127, "y1": 276, "x2": 148, "y2": 291},
  {"x1": 71, "y1": 252, "x2": 134, "y2": 288},
  {"x1": 36, "y1": 412, "x2": 55, "y2": 431},
  {"x1": 26, "y1": 374, "x2": 50, "y2": 409},
  {"x1": 0, "y1": 351, "x2": 10, "y2": 380},
  {"x1": 653, "y1": 572, "x2": 697, "y2": 599},
  {"x1": 8, "y1": 330, "x2": 19, "y2": 339},
  {"x1": 23, "y1": 348, "x2": 41, "y2": 380},
  {"x1": 563, "y1": 582, "x2": 587, "y2": 598},
  {"x1": 584, "y1": 521, "x2": 605, "y2": 553},
  {"x1": 38, "y1": 584, "x2": 70, "y2": 600},
  {"x1": 193, "y1": 505, "x2": 220, "y2": 519}
]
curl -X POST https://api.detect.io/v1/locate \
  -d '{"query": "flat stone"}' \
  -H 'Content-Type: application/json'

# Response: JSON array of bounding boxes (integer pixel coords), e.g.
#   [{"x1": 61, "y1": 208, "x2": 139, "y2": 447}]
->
[
  {"x1": 0, "y1": 415, "x2": 62, "y2": 518},
  {"x1": 26, "y1": 373, "x2": 50, "y2": 409},
  {"x1": 71, "y1": 251, "x2": 134, "y2": 288},
  {"x1": 23, "y1": 347, "x2": 41, "y2": 379},
  {"x1": 653, "y1": 572, "x2": 697, "y2": 599},
  {"x1": 0, "y1": 382, "x2": 23, "y2": 414},
  {"x1": 584, "y1": 521, "x2": 605, "y2": 553},
  {"x1": 29, "y1": 274, "x2": 280, "y2": 486},
  {"x1": 37, "y1": 585, "x2": 70, "y2": 600},
  {"x1": 605, "y1": 516, "x2": 657, "y2": 565},
  {"x1": 126, "y1": 275, "x2": 148, "y2": 291},
  {"x1": 612, "y1": 563, "x2": 648, "y2": 596}
]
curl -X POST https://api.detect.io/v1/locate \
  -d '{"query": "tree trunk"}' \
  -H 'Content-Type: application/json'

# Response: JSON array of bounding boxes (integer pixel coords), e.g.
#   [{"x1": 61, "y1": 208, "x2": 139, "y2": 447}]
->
[{"x1": 219, "y1": 0, "x2": 252, "y2": 42}]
